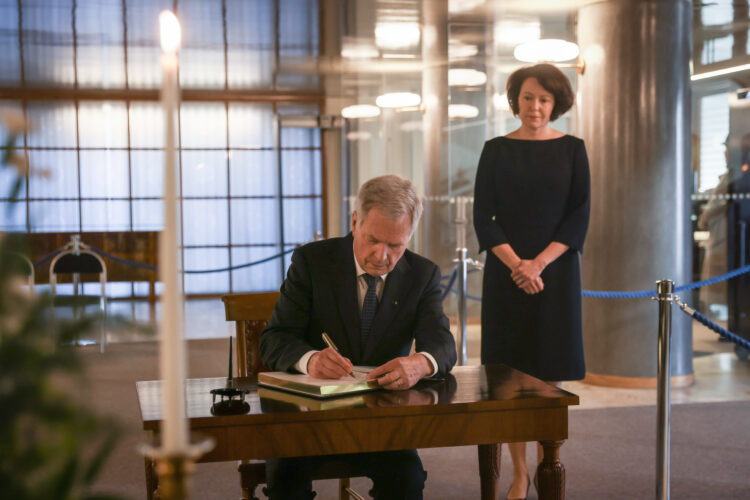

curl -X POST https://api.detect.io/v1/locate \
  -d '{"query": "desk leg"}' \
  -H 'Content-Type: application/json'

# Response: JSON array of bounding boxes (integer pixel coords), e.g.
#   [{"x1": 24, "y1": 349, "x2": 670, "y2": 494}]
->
[
  {"x1": 537, "y1": 440, "x2": 565, "y2": 500},
  {"x1": 145, "y1": 456, "x2": 158, "y2": 500},
  {"x1": 478, "y1": 443, "x2": 502, "y2": 500}
]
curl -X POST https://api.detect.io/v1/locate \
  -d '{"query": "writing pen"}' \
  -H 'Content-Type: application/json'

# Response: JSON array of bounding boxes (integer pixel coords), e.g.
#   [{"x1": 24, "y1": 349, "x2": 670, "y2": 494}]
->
[{"x1": 321, "y1": 332, "x2": 355, "y2": 378}]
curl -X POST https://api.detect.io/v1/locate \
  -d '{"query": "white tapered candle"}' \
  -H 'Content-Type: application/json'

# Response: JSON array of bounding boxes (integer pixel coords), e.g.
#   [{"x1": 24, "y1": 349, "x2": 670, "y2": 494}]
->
[{"x1": 158, "y1": 10, "x2": 187, "y2": 454}]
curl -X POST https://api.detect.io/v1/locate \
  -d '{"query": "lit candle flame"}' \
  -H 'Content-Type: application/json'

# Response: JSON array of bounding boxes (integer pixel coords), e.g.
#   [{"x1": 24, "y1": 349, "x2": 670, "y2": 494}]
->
[{"x1": 159, "y1": 10, "x2": 181, "y2": 53}]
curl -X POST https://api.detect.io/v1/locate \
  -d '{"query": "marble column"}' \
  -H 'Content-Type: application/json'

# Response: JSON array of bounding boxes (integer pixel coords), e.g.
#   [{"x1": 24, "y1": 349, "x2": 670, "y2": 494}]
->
[{"x1": 578, "y1": 0, "x2": 694, "y2": 386}]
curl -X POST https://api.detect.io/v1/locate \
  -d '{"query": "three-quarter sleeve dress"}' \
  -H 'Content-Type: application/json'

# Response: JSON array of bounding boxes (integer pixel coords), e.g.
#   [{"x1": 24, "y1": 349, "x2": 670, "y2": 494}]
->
[{"x1": 473, "y1": 135, "x2": 591, "y2": 381}]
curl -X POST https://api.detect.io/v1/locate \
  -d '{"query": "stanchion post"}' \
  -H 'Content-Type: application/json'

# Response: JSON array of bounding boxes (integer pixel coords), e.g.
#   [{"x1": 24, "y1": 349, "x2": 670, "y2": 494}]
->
[
  {"x1": 656, "y1": 279, "x2": 674, "y2": 500},
  {"x1": 454, "y1": 196, "x2": 468, "y2": 365}
]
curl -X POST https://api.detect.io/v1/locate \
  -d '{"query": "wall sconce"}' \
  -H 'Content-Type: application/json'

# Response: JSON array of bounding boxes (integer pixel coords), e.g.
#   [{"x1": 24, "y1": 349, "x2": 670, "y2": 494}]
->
[{"x1": 514, "y1": 39, "x2": 586, "y2": 74}]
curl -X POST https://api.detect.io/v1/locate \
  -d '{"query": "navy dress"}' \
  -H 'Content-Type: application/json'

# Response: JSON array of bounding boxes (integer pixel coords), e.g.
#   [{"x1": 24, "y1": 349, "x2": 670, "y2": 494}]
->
[{"x1": 473, "y1": 135, "x2": 590, "y2": 381}]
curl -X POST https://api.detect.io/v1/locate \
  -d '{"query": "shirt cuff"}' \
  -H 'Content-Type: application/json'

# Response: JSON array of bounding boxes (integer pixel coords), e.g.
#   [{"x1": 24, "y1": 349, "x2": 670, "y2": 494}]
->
[
  {"x1": 295, "y1": 350, "x2": 318, "y2": 374},
  {"x1": 418, "y1": 351, "x2": 439, "y2": 377}
]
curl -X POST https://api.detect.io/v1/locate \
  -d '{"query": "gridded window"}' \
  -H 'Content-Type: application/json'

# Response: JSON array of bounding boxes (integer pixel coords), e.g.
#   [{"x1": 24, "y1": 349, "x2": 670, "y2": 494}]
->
[{"x1": 0, "y1": 0, "x2": 322, "y2": 296}]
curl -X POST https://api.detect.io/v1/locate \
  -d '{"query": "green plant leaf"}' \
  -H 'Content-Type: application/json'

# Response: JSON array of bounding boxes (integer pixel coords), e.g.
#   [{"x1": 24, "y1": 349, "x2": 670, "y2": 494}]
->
[{"x1": 82, "y1": 427, "x2": 120, "y2": 485}]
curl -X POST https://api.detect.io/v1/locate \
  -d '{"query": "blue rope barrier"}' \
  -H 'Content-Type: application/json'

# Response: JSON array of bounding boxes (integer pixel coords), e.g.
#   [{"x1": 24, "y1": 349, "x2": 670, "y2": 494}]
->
[
  {"x1": 683, "y1": 308, "x2": 750, "y2": 352},
  {"x1": 87, "y1": 246, "x2": 297, "y2": 274},
  {"x1": 440, "y1": 267, "x2": 458, "y2": 301},
  {"x1": 33, "y1": 250, "x2": 61, "y2": 267}
]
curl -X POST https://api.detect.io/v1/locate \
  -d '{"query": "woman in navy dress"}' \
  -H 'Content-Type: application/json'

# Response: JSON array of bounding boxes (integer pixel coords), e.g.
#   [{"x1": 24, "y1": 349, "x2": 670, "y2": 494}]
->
[{"x1": 473, "y1": 63, "x2": 590, "y2": 500}]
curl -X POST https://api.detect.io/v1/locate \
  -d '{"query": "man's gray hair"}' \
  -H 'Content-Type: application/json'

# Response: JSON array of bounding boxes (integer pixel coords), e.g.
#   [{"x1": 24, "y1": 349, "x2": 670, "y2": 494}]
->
[{"x1": 355, "y1": 174, "x2": 423, "y2": 234}]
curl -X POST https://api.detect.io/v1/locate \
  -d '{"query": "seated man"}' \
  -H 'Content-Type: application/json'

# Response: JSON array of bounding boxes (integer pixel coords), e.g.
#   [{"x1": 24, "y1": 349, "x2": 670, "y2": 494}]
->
[{"x1": 259, "y1": 174, "x2": 457, "y2": 500}]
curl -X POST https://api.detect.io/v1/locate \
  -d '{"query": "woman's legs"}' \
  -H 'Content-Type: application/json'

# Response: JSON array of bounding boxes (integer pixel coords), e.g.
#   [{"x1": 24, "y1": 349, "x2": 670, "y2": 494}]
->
[{"x1": 507, "y1": 442, "x2": 530, "y2": 499}]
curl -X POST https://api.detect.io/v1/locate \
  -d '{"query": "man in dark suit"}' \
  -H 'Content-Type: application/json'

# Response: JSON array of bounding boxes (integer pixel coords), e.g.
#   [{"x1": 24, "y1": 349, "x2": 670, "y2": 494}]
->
[{"x1": 260, "y1": 174, "x2": 457, "y2": 500}]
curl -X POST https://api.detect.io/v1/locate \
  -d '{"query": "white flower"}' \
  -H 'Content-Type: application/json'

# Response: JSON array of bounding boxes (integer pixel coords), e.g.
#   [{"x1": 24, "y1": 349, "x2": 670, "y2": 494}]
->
[{"x1": 0, "y1": 110, "x2": 29, "y2": 135}]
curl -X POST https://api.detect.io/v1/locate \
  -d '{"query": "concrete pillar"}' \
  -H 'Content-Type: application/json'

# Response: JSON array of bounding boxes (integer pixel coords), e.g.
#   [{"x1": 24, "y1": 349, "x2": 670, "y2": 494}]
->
[{"x1": 578, "y1": 0, "x2": 694, "y2": 386}]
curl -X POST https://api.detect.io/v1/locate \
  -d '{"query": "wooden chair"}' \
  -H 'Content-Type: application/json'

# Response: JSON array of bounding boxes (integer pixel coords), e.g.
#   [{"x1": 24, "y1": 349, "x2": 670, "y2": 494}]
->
[{"x1": 222, "y1": 292, "x2": 365, "y2": 500}]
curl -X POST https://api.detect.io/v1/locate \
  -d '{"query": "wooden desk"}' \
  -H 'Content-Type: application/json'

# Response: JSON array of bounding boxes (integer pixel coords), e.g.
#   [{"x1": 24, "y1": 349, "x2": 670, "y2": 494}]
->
[{"x1": 137, "y1": 365, "x2": 579, "y2": 499}]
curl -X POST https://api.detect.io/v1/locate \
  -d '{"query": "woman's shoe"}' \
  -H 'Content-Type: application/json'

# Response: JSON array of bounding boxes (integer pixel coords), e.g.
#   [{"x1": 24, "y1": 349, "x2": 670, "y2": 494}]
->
[{"x1": 506, "y1": 474, "x2": 531, "y2": 500}]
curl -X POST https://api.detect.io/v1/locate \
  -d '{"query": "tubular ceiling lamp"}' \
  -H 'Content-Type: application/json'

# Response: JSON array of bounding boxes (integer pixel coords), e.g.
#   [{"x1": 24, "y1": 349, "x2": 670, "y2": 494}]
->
[
  {"x1": 449, "y1": 104, "x2": 479, "y2": 119},
  {"x1": 341, "y1": 105, "x2": 381, "y2": 119},
  {"x1": 376, "y1": 92, "x2": 421, "y2": 108},
  {"x1": 514, "y1": 39, "x2": 585, "y2": 74},
  {"x1": 448, "y1": 68, "x2": 487, "y2": 87}
]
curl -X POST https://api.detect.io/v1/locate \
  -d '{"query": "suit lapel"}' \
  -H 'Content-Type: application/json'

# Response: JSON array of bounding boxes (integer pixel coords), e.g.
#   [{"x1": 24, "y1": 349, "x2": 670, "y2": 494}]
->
[
  {"x1": 330, "y1": 235, "x2": 362, "y2": 360},
  {"x1": 363, "y1": 254, "x2": 411, "y2": 359}
]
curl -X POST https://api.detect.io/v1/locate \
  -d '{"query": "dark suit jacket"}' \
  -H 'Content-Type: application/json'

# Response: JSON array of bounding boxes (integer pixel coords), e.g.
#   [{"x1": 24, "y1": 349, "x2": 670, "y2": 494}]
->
[{"x1": 259, "y1": 234, "x2": 457, "y2": 377}]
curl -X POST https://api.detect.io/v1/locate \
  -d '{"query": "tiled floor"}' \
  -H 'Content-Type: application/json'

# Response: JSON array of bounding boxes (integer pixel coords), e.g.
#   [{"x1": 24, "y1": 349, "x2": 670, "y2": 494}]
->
[{"x1": 100, "y1": 297, "x2": 750, "y2": 409}]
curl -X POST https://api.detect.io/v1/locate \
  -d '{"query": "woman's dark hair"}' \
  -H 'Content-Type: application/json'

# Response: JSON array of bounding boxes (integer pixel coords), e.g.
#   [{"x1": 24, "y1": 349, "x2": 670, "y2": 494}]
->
[{"x1": 505, "y1": 63, "x2": 575, "y2": 121}]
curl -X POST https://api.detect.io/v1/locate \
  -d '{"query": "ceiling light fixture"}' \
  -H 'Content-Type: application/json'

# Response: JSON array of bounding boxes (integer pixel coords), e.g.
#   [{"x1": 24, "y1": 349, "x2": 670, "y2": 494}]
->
[
  {"x1": 691, "y1": 63, "x2": 750, "y2": 81},
  {"x1": 492, "y1": 93, "x2": 510, "y2": 110},
  {"x1": 376, "y1": 92, "x2": 422, "y2": 108},
  {"x1": 341, "y1": 105, "x2": 381, "y2": 119},
  {"x1": 375, "y1": 22, "x2": 421, "y2": 50},
  {"x1": 449, "y1": 104, "x2": 479, "y2": 119},
  {"x1": 449, "y1": 68, "x2": 487, "y2": 87},
  {"x1": 449, "y1": 40, "x2": 479, "y2": 60}
]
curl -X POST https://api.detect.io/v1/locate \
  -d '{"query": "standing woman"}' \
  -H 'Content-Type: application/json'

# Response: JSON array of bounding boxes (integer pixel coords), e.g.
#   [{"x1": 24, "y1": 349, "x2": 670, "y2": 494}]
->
[{"x1": 473, "y1": 63, "x2": 590, "y2": 500}]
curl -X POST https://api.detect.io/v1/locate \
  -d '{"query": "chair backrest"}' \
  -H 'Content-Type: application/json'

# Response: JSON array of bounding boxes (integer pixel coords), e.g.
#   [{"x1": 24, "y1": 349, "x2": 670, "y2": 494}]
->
[{"x1": 221, "y1": 292, "x2": 280, "y2": 378}]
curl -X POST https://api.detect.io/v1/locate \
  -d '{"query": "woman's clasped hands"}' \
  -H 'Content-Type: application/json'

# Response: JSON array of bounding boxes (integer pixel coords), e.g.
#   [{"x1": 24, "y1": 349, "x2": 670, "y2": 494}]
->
[{"x1": 511, "y1": 259, "x2": 545, "y2": 295}]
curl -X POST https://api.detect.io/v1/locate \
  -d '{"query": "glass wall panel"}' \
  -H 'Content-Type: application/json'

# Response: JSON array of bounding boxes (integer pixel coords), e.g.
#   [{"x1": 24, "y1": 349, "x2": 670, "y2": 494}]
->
[
  {"x1": 131, "y1": 150, "x2": 164, "y2": 198},
  {"x1": 0, "y1": 2, "x2": 20, "y2": 84},
  {"x1": 179, "y1": 0, "x2": 226, "y2": 89},
  {"x1": 226, "y1": 0, "x2": 274, "y2": 89},
  {"x1": 181, "y1": 150, "x2": 228, "y2": 197},
  {"x1": 76, "y1": 0, "x2": 126, "y2": 87},
  {"x1": 0, "y1": 202, "x2": 26, "y2": 231},
  {"x1": 277, "y1": 0, "x2": 319, "y2": 89},
  {"x1": 81, "y1": 199, "x2": 130, "y2": 230},
  {"x1": 132, "y1": 199, "x2": 163, "y2": 229},
  {"x1": 281, "y1": 126, "x2": 321, "y2": 148},
  {"x1": 230, "y1": 199, "x2": 280, "y2": 245},
  {"x1": 21, "y1": 0, "x2": 75, "y2": 85},
  {"x1": 29, "y1": 200, "x2": 79, "y2": 231},
  {"x1": 182, "y1": 199, "x2": 228, "y2": 246},
  {"x1": 126, "y1": 0, "x2": 171, "y2": 88},
  {"x1": 228, "y1": 103, "x2": 275, "y2": 148},
  {"x1": 78, "y1": 102, "x2": 128, "y2": 148},
  {"x1": 129, "y1": 102, "x2": 164, "y2": 148},
  {"x1": 180, "y1": 103, "x2": 227, "y2": 148},
  {"x1": 0, "y1": 100, "x2": 23, "y2": 148},
  {"x1": 27, "y1": 150, "x2": 78, "y2": 198},
  {"x1": 80, "y1": 150, "x2": 130, "y2": 198},
  {"x1": 26, "y1": 102, "x2": 77, "y2": 147},
  {"x1": 229, "y1": 150, "x2": 277, "y2": 196},
  {"x1": 282, "y1": 198, "x2": 321, "y2": 244},
  {"x1": 183, "y1": 248, "x2": 229, "y2": 294},
  {"x1": 281, "y1": 149, "x2": 322, "y2": 196},
  {"x1": 230, "y1": 246, "x2": 282, "y2": 292}
]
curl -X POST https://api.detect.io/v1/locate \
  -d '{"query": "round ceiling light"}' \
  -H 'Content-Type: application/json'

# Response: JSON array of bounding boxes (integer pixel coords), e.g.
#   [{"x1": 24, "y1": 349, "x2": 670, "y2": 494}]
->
[
  {"x1": 376, "y1": 92, "x2": 422, "y2": 108},
  {"x1": 448, "y1": 104, "x2": 479, "y2": 119},
  {"x1": 449, "y1": 68, "x2": 487, "y2": 87},
  {"x1": 513, "y1": 39, "x2": 580, "y2": 63},
  {"x1": 341, "y1": 104, "x2": 381, "y2": 119},
  {"x1": 346, "y1": 131, "x2": 372, "y2": 141}
]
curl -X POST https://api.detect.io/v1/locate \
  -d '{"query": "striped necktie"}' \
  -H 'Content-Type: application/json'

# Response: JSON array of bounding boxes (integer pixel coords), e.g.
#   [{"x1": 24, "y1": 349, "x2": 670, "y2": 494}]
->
[{"x1": 360, "y1": 273, "x2": 379, "y2": 349}]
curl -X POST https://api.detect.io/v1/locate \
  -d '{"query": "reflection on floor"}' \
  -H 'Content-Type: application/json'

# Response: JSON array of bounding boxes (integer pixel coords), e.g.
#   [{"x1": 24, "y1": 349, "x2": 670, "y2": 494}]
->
[{"x1": 94, "y1": 298, "x2": 750, "y2": 409}]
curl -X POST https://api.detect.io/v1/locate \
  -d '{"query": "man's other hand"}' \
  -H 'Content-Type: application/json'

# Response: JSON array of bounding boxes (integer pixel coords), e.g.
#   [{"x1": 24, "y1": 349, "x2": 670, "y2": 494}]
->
[
  {"x1": 367, "y1": 354, "x2": 432, "y2": 390},
  {"x1": 307, "y1": 348, "x2": 354, "y2": 379}
]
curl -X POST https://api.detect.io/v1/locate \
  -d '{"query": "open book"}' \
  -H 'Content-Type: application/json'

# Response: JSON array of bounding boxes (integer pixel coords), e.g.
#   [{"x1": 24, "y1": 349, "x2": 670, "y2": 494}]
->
[{"x1": 257, "y1": 366, "x2": 379, "y2": 398}]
